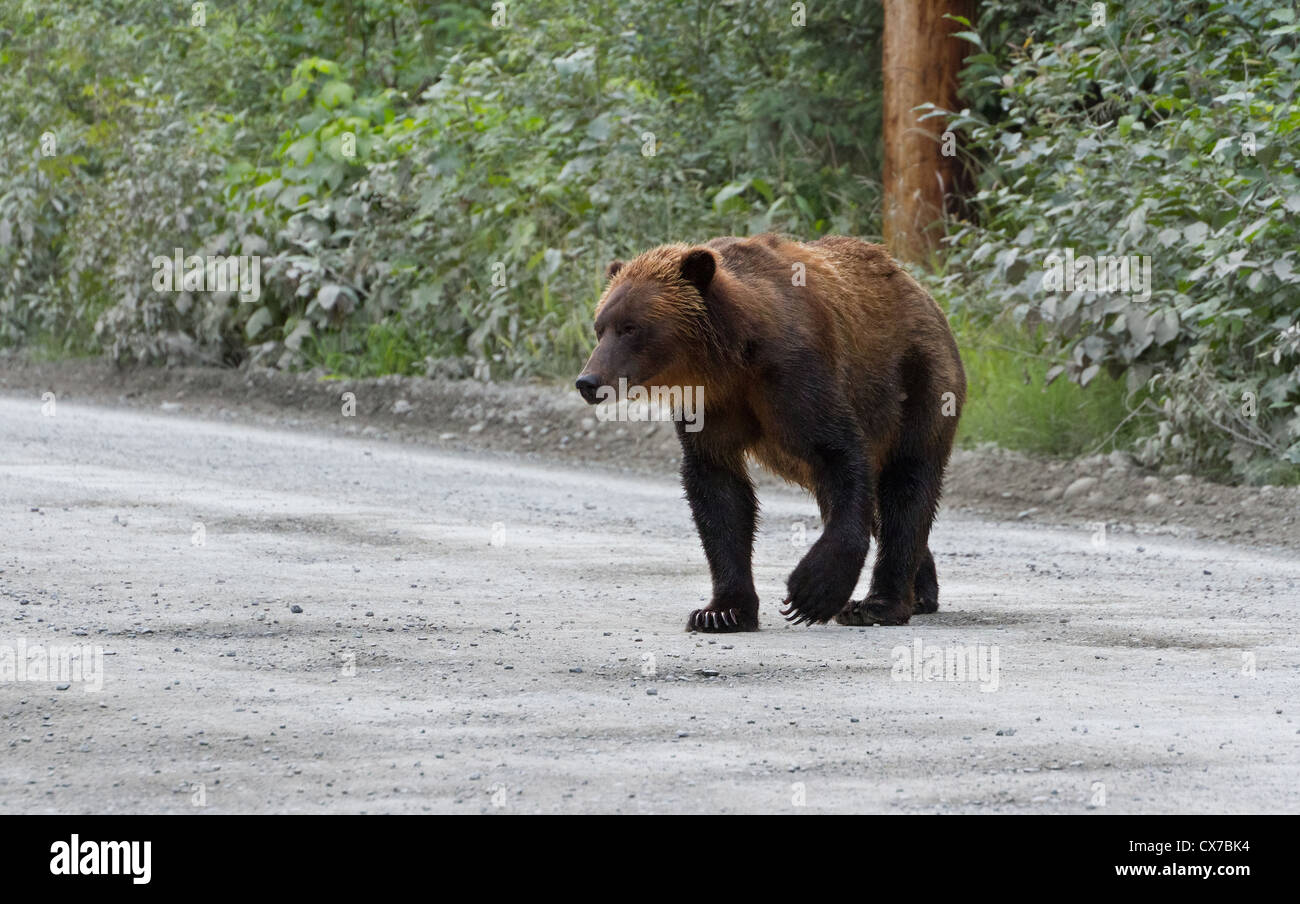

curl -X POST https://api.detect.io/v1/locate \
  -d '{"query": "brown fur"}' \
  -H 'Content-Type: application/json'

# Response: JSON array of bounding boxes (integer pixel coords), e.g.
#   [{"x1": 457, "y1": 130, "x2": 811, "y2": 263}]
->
[{"x1": 578, "y1": 234, "x2": 966, "y2": 631}]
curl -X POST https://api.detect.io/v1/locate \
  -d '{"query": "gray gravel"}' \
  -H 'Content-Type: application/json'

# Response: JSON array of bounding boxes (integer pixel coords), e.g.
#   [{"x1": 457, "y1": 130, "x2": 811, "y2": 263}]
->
[{"x1": 0, "y1": 395, "x2": 1297, "y2": 813}]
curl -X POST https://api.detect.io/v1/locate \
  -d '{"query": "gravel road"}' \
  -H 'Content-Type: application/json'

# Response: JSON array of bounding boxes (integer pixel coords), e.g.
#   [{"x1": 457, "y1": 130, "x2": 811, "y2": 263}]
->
[{"x1": 1, "y1": 393, "x2": 1297, "y2": 813}]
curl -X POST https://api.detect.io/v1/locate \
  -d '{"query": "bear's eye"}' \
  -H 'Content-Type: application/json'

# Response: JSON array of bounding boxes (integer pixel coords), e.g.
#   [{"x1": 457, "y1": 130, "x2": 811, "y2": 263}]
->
[{"x1": 618, "y1": 323, "x2": 637, "y2": 337}]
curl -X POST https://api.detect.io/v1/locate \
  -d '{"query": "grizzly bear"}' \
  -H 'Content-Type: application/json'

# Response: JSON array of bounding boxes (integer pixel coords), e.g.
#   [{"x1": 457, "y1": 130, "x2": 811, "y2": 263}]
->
[{"x1": 575, "y1": 234, "x2": 965, "y2": 631}]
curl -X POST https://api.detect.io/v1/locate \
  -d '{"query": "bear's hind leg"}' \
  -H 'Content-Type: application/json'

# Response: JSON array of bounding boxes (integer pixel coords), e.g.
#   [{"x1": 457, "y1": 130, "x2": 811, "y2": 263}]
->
[
  {"x1": 836, "y1": 455, "x2": 940, "y2": 626},
  {"x1": 913, "y1": 546, "x2": 939, "y2": 614}
]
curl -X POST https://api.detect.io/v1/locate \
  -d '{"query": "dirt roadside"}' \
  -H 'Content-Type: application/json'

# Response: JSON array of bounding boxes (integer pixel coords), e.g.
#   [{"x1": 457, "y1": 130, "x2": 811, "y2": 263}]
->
[{"x1": 2, "y1": 355, "x2": 1296, "y2": 551}]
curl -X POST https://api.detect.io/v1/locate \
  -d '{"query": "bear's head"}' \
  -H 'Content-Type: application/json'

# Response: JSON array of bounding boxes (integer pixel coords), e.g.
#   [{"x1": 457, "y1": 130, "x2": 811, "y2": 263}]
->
[{"x1": 575, "y1": 244, "x2": 717, "y2": 404}]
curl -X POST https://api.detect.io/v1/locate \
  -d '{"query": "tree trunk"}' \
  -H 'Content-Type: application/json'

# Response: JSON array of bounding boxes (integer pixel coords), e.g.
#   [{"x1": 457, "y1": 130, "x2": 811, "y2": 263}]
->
[{"x1": 882, "y1": 0, "x2": 974, "y2": 261}]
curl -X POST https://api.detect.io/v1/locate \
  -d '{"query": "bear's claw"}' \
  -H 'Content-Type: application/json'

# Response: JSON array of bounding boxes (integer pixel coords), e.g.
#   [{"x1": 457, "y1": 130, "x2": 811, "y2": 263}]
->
[
  {"x1": 781, "y1": 536, "x2": 865, "y2": 625},
  {"x1": 780, "y1": 597, "x2": 818, "y2": 626},
  {"x1": 687, "y1": 606, "x2": 758, "y2": 633},
  {"x1": 781, "y1": 593, "x2": 851, "y2": 625}
]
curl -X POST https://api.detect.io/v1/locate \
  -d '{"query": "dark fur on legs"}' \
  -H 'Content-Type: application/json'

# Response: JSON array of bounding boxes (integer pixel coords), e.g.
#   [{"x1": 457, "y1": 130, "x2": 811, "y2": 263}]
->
[{"x1": 680, "y1": 426, "x2": 761, "y2": 633}]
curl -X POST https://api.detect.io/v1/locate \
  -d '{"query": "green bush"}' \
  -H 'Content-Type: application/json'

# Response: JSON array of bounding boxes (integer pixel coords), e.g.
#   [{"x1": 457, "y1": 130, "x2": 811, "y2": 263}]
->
[
  {"x1": 935, "y1": 0, "x2": 1300, "y2": 481},
  {"x1": 1, "y1": 0, "x2": 887, "y2": 378}
]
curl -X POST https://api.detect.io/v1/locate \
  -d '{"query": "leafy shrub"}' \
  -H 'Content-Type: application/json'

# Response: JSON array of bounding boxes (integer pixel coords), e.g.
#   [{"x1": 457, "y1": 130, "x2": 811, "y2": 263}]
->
[
  {"x1": 936, "y1": 0, "x2": 1300, "y2": 481},
  {"x1": 1, "y1": 0, "x2": 887, "y2": 378}
]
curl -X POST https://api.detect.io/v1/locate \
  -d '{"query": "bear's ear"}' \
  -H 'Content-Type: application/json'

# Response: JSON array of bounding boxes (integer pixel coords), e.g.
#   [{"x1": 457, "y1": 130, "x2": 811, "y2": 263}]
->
[
  {"x1": 605, "y1": 259, "x2": 625, "y2": 280},
  {"x1": 680, "y1": 248, "x2": 716, "y2": 297}
]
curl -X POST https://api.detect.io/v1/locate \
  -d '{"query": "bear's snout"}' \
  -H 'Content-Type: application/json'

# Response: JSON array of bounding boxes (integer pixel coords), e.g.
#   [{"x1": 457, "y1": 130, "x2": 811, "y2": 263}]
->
[{"x1": 575, "y1": 373, "x2": 603, "y2": 404}]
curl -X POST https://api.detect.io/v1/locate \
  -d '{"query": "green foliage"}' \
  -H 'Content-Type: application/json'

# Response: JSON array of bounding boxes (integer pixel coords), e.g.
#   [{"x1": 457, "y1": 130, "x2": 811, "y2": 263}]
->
[
  {"x1": 0, "y1": 0, "x2": 885, "y2": 377},
  {"x1": 935, "y1": 0, "x2": 1300, "y2": 482},
  {"x1": 950, "y1": 313, "x2": 1147, "y2": 458}
]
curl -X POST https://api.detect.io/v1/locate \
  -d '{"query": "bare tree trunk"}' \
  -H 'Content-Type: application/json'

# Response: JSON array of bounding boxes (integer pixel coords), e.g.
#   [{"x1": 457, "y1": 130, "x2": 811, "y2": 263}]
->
[{"x1": 882, "y1": 0, "x2": 974, "y2": 261}]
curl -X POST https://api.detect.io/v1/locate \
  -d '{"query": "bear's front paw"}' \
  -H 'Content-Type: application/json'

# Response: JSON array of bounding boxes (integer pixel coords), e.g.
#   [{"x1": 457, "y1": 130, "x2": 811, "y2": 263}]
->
[
  {"x1": 687, "y1": 590, "x2": 759, "y2": 633},
  {"x1": 834, "y1": 595, "x2": 913, "y2": 626},
  {"x1": 781, "y1": 540, "x2": 864, "y2": 625},
  {"x1": 687, "y1": 604, "x2": 759, "y2": 633}
]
